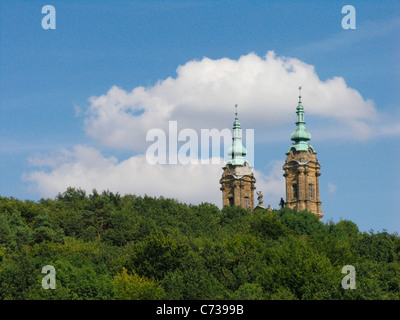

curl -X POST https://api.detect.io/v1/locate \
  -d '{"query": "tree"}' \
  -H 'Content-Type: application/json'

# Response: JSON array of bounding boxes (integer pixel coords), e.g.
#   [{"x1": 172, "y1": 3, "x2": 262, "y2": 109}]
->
[
  {"x1": 127, "y1": 232, "x2": 188, "y2": 280},
  {"x1": 232, "y1": 283, "x2": 265, "y2": 300},
  {"x1": 259, "y1": 236, "x2": 341, "y2": 300},
  {"x1": 278, "y1": 208, "x2": 323, "y2": 236},
  {"x1": 113, "y1": 268, "x2": 165, "y2": 300},
  {"x1": 0, "y1": 189, "x2": 399, "y2": 300}
]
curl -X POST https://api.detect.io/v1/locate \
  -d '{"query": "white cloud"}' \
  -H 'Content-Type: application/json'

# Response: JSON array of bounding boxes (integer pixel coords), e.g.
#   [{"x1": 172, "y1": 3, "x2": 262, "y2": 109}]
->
[
  {"x1": 25, "y1": 145, "x2": 224, "y2": 205},
  {"x1": 25, "y1": 145, "x2": 286, "y2": 207},
  {"x1": 328, "y1": 182, "x2": 337, "y2": 194},
  {"x1": 82, "y1": 51, "x2": 377, "y2": 151},
  {"x1": 253, "y1": 160, "x2": 285, "y2": 208},
  {"x1": 26, "y1": 51, "x2": 384, "y2": 203},
  {"x1": 295, "y1": 17, "x2": 400, "y2": 56},
  {"x1": 376, "y1": 122, "x2": 400, "y2": 137}
]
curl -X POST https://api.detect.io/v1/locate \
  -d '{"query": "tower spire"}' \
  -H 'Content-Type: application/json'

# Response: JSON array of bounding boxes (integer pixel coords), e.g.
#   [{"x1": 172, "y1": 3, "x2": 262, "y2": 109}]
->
[
  {"x1": 283, "y1": 86, "x2": 322, "y2": 219},
  {"x1": 228, "y1": 104, "x2": 247, "y2": 165},
  {"x1": 220, "y1": 104, "x2": 256, "y2": 210},
  {"x1": 289, "y1": 86, "x2": 313, "y2": 152}
]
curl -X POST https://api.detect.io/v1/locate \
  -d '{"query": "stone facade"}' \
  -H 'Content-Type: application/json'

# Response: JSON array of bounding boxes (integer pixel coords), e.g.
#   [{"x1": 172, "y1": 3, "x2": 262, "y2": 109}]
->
[
  {"x1": 220, "y1": 90, "x2": 323, "y2": 217},
  {"x1": 283, "y1": 147, "x2": 323, "y2": 219},
  {"x1": 220, "y1": 162, "x2": 256, "y2": 210},
  {"x1": 220, "y1": 105, "x2": 256, "y2": 210}
]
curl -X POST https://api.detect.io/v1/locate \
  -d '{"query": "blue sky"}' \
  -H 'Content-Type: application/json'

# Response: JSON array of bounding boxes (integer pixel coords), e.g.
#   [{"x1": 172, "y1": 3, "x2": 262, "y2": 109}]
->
[{"x1": 0, "y1": 0, "x2": 399, "y2": 233}]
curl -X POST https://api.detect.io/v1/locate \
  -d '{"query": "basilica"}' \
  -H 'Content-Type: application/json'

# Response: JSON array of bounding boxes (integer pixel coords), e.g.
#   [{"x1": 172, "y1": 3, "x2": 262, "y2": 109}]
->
[{"x1": 219, "y1": 87, "x2": 323, "y2": 219}]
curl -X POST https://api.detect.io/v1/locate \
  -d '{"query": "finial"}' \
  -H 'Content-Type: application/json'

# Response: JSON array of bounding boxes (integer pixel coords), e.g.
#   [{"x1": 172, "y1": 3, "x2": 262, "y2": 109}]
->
[
  {"x1": 298, "y1": 86, "x2": 302, "y2": 103},
  {"x1": 235, "y1": 104, "x2": 238, "y2": 117}
]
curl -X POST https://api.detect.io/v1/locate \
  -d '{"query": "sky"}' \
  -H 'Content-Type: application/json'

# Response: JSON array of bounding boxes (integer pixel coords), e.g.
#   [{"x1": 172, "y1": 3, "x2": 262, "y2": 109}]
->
[{"x1": 0, "y1": 0, "x2": 399, "y2": 233}]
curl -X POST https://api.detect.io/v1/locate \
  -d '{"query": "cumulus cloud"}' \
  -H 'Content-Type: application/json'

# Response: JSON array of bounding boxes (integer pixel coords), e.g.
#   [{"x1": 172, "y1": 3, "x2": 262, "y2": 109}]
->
[
  {"x1": 83, "y1": 51, "x2": 377, "y2": 151},
  {"x1": 25, "y1": 145, "x2": 286, "y2": 207},
  {"x1": 26, "y1": 51, "x2": 380, "y2": 203},
  {"x1": 25, "y1": 145, "x2": 225, "y2": 205},
  {"x1": 253, "y1": 160, "x2": 285, "y2": 208},
  {"x1": 24, "y1": 145, "x2": 284, "y2": 206}
]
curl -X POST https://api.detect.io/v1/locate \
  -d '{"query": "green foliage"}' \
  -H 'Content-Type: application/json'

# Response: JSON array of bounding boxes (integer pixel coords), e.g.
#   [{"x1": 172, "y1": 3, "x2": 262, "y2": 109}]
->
[
  {"x1": 49, "y1": 259, "x2": 114, "y2": 300},
  {"x1": 259, "y1": 236, "x2": 341, "y2": 299},
  {"x1": 0, "y1": 250, "x2": 36, "y2": 299},
  {"x1": 113, "y1": 268, "x2": 166, "y2": 299},
  {"x1": 32, "y1": 213, "x2": 64, "y2": 244},
  {"x1": 162, "y1": 267, "x2": 227, "y2": 300},
  {"x1": 232, "y1": 283, "x2": 265, "y2": 300},
  {"x1": 355, "y1": 230, "x2": 400, "y2": 263},
  {"x1": 0, "y1": 188, "x2": 399, "y2": 300},
  {"x1": 128, "y1": 232, "x2": 189, "y2": 280},
  {"x1": 278, "y1": 209, "x2": 323, "y2": 235},
  {"x1": 250, "y1": 210, "x2": 288, "y2": 240}
]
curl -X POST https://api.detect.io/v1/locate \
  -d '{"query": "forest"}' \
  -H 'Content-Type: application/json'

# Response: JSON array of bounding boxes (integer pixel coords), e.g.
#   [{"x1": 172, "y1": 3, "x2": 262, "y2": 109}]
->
[{"x1": 0, "y1": 187, "x2": 399, "y2": 300}]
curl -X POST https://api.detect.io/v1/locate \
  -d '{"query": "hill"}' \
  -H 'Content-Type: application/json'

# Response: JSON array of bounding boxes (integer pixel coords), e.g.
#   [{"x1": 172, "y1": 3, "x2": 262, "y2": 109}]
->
[{"x1": 0, "y1": 187, "x2": 399, "y2": 300}]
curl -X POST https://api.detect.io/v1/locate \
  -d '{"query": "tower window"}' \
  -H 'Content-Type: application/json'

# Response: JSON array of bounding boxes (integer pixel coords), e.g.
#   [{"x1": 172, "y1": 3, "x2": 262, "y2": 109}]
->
[
  {"x1": 244, "y1": 197, "x2": 249, "y2": 209},
  {"x1": 292, "y1": 184, "x2": 298, "y2": 199},
  {"x1": 309, "y1": 184, "x2": 314, "y2": 199}
]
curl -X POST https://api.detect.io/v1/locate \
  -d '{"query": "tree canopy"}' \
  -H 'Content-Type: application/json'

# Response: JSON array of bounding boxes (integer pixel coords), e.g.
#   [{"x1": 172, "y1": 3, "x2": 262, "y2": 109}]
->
[{"x1": 0, "y1": 187, "x2": 399, "y2": 300}]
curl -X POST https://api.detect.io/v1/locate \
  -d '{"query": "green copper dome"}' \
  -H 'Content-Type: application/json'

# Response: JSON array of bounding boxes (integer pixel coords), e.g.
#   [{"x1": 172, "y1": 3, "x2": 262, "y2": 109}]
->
[
  {"x1": 289, "y1": 87, "x2": 314, "y2": 152},
  {"x1": 227, "y1": 104, "x2": 248, "y2": 166}
]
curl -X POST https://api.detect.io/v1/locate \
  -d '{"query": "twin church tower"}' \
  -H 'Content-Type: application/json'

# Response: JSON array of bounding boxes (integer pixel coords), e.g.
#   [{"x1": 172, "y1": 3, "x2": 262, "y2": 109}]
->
[{"x1": 219, "y1": 87, "x2": 323, "y2": 219}]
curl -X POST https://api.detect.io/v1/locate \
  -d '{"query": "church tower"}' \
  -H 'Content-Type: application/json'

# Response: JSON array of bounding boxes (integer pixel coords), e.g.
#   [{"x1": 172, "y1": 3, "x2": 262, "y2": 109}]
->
[
  {"x1": 283, "y1": 87, "x2": 323, "y2": 219},
  {"x1": 220, "y1": 105, "x2": 256, "y2": 209}
]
